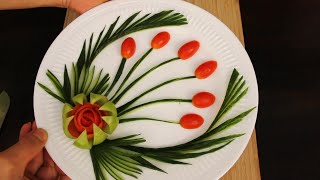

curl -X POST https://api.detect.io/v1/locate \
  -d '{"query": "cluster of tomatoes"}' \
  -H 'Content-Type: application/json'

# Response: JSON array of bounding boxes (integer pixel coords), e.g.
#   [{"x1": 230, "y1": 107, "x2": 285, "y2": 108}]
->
[{"x1": 119, "y1": 32, "x2": 218, "y2": 129}]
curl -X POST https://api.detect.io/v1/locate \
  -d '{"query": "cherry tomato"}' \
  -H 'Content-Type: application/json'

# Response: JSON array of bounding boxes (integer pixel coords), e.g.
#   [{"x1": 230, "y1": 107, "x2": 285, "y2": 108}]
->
[
  {"x1": 151, "y1": 32, "x2": 170, "y2": 49},
  {"x1": 180, "y1": 114, "x2": 204, "y2": 129},
  {"x1": 121, "y1": 37, "x2": 136, "y2": 59},
  {"x1": 178, "y1": 40, "x2": 200, "y2": 60},
  {"x1": 192, "y1": 92, "x2": 216, "y2": 108},
  {"x1": 195, "y1": 60, "x2": 218, "y2": 79}
]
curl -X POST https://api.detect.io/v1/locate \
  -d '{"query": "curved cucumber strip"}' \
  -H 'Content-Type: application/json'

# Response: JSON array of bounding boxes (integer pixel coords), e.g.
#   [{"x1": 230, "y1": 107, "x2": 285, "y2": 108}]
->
[
  {"x1": 110, "y1": 48, "x2": 153, "y2": 100},
  {"x1": 112, "y1": 57, "x2": 179, "y2": 104},
  {"x1": 105, "y1": 58, "x2": 127, "y2": 96},
  {"x1": 117, "y1": 76, "x2": 196, "y2": 112},
  {"x1": 83, "y1": 66, "x2": 96, "y2": 94},
  {"x1": 118, "y1": 99, "x2": 192, "y2": 117}
]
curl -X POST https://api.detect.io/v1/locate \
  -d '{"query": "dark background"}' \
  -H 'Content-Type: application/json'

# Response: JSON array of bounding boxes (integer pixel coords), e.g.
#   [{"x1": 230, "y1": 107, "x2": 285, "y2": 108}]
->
[{"x1": 0, "y1": 0, "x2": 319, "y2": 179}]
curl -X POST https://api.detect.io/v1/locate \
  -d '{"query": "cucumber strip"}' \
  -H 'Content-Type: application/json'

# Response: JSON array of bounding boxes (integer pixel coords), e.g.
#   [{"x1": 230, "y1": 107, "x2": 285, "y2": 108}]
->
[
  {"x1": 37, "y1": 83, "x2": 65, "y2": 103},
  {"x1": 93, "y1": 26, "x2": 105, "y2": 53},
  {"x1": 86, "y1": 69, "x2": 103, "y2": 95},
  {"x1": 105, "y1": 58, "x2": 126, "y2": 96},
  {"x1": 80, "y1": 67, "x2": 90, "y2": 93},
  {"x1": 112, "y1": 57, "x2": 179, "y2": 104},
  {"x1": 99, "y1": 154, "x2": 124, "y2": 180},
  {"x1": 103, "y1": 153, "x2": 140, "y2": 178},
  {"x1": 109, "y1": 151, "x2": 140, "y2": 166},
  {"x1": 76, "y1": 40, "x2": 86, "y2": 74},
  {"x1": 78, "y1": 65, "x2": 86, "y2": 93},
  {"x1": 86, "y1": 33, "x2": 94, "y2": 63},
  {"x1": 117, "y1": 76, "x2": 196, "y2": 112},
  {"x1": 71, "y1": 63, "x2": 77, "y2": 98},
  {"x1": 46, "y1": 70, "x2": 64, "y2": 98},
  {"x1": 83, "y1": 66, "x2": 95, "y2": 94},
  {"x1": 90, "y1": 151, "x2": 106, "y2": 180},
  {"x1": 118, "y1": 99, "x2": 192, "y2": 117},
  {"x1": 119, "y1": 117, "x2": 178, "y2": 124},
  {"x1": 108, "y1": 153, "x2": 142, "y2": 174},
  {"x1": 63, "y1": 65, "x2": 71, "y2": 104},
  {"x1": 113, "y1": 12, "x2": 140, "y2": 36},
  {"x1": 110, "y1": 147, "x2": 141, "y2": 157},
  {"x1": 131, "y1": 156, "x2": 166, "y2": 173},
  {"x1": 110, "y1": 48, "x2": 153, "y2": 100},
  {"x1": 125, "y1": 13, "x2": 151, "y2": 30}
]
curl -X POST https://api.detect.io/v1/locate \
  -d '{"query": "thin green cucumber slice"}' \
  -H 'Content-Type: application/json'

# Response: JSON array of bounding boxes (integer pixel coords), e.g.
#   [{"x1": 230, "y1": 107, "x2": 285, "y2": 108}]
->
[
  {"x1": 63, "y1": 116, "x2": 75, "y2": 139},
  {"x1": 74, "y1": 130, "x2": 92, "y2": 149},
  {"x1": 83, "y1": 66, "x2": 95, "y2": 94},
  {"x1": 62, "y1": 103, "x2": 73, "y2": 119},
  {"x1": 93, "y1": 124, "x2": 108, "y2": 145},
  {"x1": 99, "y1": 101, "x2": 117, "y2": 116},
  {"x1": 102, "y1": 116, "x2": 119, "y2": 134},
  {"x1": 78, "y1": 65, "x2": 86, "y2": 92},
  {"x1": 72, "y1": 93, "x2": 87, "y2": 105},
  {"x1": 90, "y1": 93, "x2": 108, "y2": 106}
]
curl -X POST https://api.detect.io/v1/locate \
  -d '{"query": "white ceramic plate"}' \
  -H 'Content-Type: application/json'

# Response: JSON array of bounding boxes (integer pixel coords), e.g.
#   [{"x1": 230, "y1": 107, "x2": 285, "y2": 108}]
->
[{"x1": 34, "y1": 0, "x2": 258, "y2": 179}]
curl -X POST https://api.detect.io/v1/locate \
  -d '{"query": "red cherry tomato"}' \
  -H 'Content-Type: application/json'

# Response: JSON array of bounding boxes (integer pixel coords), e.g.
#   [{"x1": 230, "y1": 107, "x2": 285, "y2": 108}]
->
[
  {"x1": 195, "y1": 61, "x2": 218, "y2": 79},
  {"x1": 151, "y1": 32, "x2": 170, "y2": 49},
  {"x1": 121, "y1": 37, "x2": 136, "y2": 59},
  {"x1": 192, "y1": 92, "x2": 216, "y2": 108},
  {"x1": 178, "y1": 40, "x2": 200, "y2": 60},
  {"x1": 180, "y1": 114, "x2": 204, "y2": 129}
]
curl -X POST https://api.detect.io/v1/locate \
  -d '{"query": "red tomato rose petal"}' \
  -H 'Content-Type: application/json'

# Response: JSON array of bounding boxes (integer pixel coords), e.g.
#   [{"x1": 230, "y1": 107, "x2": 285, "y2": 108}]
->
[
  {"x1": 68, "y1": 119, "x2": 81, "y2": 138},
  {"x1": 86, "y1": 124, "x2": 94, "y2": 134},
  {"x1": 87, "y1": 133, "x2": 94, "y2": 140}
]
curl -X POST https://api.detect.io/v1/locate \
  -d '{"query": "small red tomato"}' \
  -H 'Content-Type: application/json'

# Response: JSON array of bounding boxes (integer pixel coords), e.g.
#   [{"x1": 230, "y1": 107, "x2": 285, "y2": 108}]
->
[
  {"x1": 121, "y1": 37, "x2": 136, "y2": 59},
  {"x1": 178, "y1": 40, "x2": 200, "y2": 60},
  {"x1": 180, "y1": 114, "x2": 204, "y2": 129},
  {"x1": 195, "y1": 61, "x2": 218, "y2": 79},
  {"x1": 192, "y1": 92, "x2": 216, "y2": 108},
  {"x1": 151, "y1": 32, "x2": 170, "y2": 49}
]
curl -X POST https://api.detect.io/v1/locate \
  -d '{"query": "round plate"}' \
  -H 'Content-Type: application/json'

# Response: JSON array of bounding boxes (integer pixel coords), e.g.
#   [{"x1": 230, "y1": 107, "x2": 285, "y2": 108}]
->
[{"x1": 34, "y1": 0, "x2": 258, "y2": 179}]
